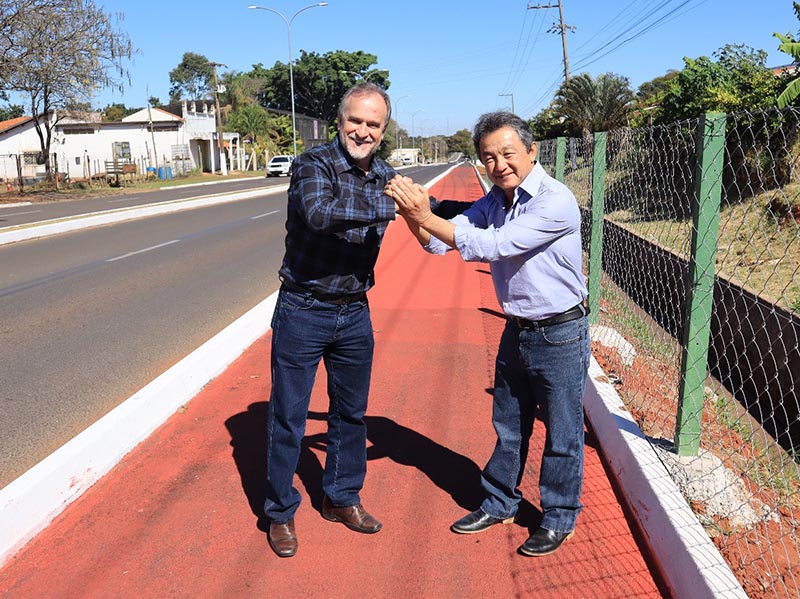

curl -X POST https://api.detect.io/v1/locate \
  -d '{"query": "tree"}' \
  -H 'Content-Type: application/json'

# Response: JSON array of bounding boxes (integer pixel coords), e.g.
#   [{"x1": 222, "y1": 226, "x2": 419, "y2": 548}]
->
[
  {"x1": 102, "y1": 103, "x2": 138, "y2": 122},
  {"x1": 446, "y1": 129, "x2": 474, "y2": 158},
  {"x1": 225, "y1": 103, "x2": 270, "y2": 145},
  {"x1": 629, "y1": 70, "x2": 679, "y2": 127},
  {"x1": 255, "y1": 50, "x2": 389, "y2": 124},
  {"x1": 775, "y1": 1, "x2": 800, "y2": 108},
  {"x1": 655, "y1": 44, "x2": 779, "y2": 123},
  {"x1": 169, "y1": 52, "x2": 213, "y2": 102},
  {"x1": 0, "y1": 0, "x2": 133, "y2": 180},
  {"x1": 528, "y1": 104, "x2": 567, "y2": 140},
  {"x1": 0, "y1": 103, "x2": 24, "y2": 121},
  {"x1": 552, "y1": 72, "x2": 634, "y2": 137}
]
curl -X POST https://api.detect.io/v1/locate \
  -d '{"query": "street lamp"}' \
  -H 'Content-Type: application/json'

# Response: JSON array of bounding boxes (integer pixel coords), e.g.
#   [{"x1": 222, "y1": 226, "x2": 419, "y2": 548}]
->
[
  {"x1": 248, "y1": 2, "x2": 328, "y2": 157},
  {"x1": 394, "y1": 94, "x2": 410, "y2": 150}
]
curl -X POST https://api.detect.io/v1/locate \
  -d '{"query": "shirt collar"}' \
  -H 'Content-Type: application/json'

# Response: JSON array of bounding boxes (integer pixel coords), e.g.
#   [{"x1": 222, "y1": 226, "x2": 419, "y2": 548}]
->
[
  {"x1": 487, "y1": 161, "x2": 545, "y2": 208},
  {"x1": 517, "y1": 161, "x2": 545, "y2": 200}
]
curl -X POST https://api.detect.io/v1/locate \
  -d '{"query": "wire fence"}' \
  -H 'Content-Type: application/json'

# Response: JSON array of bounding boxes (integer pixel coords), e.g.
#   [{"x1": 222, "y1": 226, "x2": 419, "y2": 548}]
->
[{"x1": 540, "y1": 107, "x2": 800, "y2": 599}]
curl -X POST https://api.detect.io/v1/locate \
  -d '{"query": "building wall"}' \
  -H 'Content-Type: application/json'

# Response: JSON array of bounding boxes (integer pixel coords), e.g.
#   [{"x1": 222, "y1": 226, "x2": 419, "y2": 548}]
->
[{"x1": 0, "y1": 103, "x2": 234, "y2": 182}]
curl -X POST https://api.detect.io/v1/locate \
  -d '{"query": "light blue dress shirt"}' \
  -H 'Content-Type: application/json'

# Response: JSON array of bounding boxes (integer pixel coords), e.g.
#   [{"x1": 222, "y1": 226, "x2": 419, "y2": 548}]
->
[{"x1": 425, "y1": 162, "x2": 587, "y2": 320}]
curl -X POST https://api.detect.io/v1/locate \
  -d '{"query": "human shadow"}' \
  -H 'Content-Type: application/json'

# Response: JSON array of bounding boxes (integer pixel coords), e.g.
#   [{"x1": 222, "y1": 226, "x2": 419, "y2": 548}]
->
[
  {"x1": 225, "y1": 404, "x2": 540, "y2": 531},
  {"x1": 224, "y1": 401, "x2": 326, "y2": 532},
  {"x1": 300, "y1": 411, "x2": 488, "y2": 513}
]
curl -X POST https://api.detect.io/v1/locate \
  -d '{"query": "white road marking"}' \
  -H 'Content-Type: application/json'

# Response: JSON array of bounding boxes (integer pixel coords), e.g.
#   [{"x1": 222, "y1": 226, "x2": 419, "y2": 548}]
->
[
  {"x1": 106, "y1": 239, "x2": 181, "y2": 262},
  {"x1": 251, "y1": 210, "x2": 280, "y2": 220},
  {"x1": 0, "y1": 210, "x2": 41, "y2": 217}
]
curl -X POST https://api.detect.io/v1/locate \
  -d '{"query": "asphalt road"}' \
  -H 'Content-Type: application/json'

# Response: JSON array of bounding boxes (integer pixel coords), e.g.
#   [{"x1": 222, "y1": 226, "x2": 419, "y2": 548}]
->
[{"x1": 0, "y1": 163, "x2": 450, "y2": 487}]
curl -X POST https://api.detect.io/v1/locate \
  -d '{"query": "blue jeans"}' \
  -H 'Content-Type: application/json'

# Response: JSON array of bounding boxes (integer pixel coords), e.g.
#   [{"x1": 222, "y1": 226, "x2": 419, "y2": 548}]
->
[
  {"x1": 480, "y1": 316, "x2": 590, "y2": 533},
  {"x1": 264, "y1": 289, "x2": 374, "y2": 523}
]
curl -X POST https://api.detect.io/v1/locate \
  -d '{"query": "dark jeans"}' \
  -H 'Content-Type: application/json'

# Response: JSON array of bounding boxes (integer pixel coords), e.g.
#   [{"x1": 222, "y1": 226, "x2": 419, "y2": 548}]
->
[
  {"x1": 480, "y1": 316, "x2": 591, "y2": 533},
  {"x1": 264, "y1": 288, "x2": 374, "y2": 523}
]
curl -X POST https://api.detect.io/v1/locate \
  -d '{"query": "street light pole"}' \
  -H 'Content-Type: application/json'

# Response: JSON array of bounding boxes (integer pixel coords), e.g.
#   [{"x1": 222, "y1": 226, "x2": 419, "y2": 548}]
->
[
  {"x1": 248, "y1": 3, "x2": 328, "y2": 158},
  {"x1": 394, "y1": 94, "x2": 410, "y2": 150}
]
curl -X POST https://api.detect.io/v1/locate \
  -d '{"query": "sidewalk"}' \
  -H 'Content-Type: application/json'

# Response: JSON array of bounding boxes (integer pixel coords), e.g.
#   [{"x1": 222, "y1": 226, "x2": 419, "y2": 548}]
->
[{"x1": 0, "y1": 165, "x2": 668, "y2": 598}]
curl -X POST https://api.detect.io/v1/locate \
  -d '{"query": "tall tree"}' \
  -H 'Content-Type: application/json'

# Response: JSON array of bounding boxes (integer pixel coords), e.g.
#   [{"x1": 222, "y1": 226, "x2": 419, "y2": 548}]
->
[
  {"x1": 775, "y1": 1, "x2": 800, "y2": 108},
  {"x1": 552, "y1": 72, "x2": 634, "y2": 136},
  {"x1": 255, "y1": 49, "x2": 389, "y2": 125},
  {"x1": 0, "y1": 0, "x2": 133, "y2": 180},
  {"x1": 169, "y1": 52, "x2": 213, "y2": 102}
]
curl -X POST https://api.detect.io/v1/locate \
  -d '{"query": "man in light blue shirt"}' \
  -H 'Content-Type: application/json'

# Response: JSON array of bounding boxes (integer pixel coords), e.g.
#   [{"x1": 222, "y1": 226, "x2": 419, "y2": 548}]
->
[{"x1": 386, "y1": 111, "x2": 591, "y2": 556}]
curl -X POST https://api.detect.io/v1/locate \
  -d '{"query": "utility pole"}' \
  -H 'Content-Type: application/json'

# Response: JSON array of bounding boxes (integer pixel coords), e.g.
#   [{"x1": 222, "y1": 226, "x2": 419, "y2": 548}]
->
[
  {"x1": 528, "y1": 0, "x2": 575, "y2": 82},
  {"x1": 145, "y1": 86, "x2": 159, "y2": 169},
  {"x1": 498, "y1": 93, "x2": 515, "y2": 113},
  {"x1": 209, "y1": 62, "x2": 228, "y2": 176}
]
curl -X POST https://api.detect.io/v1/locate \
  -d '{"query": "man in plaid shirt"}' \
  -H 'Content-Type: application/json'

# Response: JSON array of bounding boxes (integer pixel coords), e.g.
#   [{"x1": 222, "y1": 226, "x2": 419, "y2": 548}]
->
[{"x1": 265, "y1": 82, "x2": 396, "y2": 558}]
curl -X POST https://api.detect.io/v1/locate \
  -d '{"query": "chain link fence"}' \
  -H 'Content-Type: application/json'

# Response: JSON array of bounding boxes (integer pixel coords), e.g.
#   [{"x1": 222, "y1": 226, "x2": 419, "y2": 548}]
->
[{"x1": 540, "y1": 107, "x2": 800, "y2": 599}]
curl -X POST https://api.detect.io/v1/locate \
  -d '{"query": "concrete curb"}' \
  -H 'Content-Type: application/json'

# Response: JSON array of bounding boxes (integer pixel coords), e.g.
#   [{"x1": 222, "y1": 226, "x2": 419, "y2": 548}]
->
[
  {"x1": 158, "y1": 175, "x2": 267, "y2": 190},
  {"x1": 0, "y1": 185, "x2": 288, "y2": 246},
  {"x1": 583, "y1": 355, "x2": 747, "y2": 599},
  {"x1": 0, "y1": 293, "x2": 278, "y2": 567}
]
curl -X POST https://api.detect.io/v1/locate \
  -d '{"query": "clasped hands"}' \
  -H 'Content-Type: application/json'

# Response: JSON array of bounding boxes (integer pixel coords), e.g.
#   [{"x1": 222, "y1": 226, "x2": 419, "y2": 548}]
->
[{"x1": 385, "y1": 175, "x2": 433, "y2": 225}]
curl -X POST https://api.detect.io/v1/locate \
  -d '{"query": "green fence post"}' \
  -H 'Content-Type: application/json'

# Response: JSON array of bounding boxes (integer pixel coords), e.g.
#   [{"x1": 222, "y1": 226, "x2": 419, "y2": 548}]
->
[
  {"x1": 587, "y1": 132, "x2": 606, "y2": 325},
  {"x1": 674, "y1": 112, "x2": 726, "y2": 456},
  {"x1": 555, "y1": 137, "x2": 566, "y2": 182}
]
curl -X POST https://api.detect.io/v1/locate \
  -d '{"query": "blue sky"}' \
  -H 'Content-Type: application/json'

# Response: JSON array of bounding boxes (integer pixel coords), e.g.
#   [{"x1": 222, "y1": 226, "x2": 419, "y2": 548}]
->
[{"x1": 93, "y1": 0, "x2": 795, "y2": 136}]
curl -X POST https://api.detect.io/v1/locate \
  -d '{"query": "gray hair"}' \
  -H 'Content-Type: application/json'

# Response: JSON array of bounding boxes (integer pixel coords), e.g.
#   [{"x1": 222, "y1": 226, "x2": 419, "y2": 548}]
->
[
  {"x1": 472, "y1": 111, "x2": 534, "y2": 155},
  {"x1": 337, "y1": 82, "x2": 392, "y2": 130}
]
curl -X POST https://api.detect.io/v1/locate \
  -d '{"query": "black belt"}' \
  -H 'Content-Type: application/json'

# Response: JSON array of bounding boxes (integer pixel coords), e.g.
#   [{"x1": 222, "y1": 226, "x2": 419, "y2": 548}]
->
[
  {"x1": 511, "y1": 303, "x2": 589, "y2": 330},
  {"x1": 280, "y1": 280, "x2": 367, "y2": 306}
]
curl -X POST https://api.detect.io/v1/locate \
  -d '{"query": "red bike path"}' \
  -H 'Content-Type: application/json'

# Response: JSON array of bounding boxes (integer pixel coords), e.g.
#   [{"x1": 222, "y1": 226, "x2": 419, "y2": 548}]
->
[{"x1": 0, "y1": 165, "x2": 669, "y2": 599}]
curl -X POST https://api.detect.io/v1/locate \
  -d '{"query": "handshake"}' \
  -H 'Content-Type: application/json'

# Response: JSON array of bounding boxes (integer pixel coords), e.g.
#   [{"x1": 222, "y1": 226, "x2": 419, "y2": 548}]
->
[{"x1": 385, "y1": 175, "x2": 434, "y2": 225}]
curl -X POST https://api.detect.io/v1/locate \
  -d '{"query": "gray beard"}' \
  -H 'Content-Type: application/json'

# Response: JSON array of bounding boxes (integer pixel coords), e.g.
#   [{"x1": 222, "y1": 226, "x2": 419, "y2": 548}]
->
[{"x1": 339, "y1": 130, "x2": 376, "y2": 162}]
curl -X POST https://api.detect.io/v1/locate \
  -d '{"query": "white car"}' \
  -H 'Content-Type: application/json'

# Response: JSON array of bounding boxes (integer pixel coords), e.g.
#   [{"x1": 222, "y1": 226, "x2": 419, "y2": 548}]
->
[{"x1": 266, "y1": 155, "x2": 293, "y2": 177}]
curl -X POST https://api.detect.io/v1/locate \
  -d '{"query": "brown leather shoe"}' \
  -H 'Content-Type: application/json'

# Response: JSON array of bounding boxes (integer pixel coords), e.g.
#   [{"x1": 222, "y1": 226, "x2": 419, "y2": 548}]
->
[
  {"x1": 268, "y1": 518, "x2": 297, "y2": 557},
  {"x1": 322, "y1": 496, "x2": 382, "y2": 533}
]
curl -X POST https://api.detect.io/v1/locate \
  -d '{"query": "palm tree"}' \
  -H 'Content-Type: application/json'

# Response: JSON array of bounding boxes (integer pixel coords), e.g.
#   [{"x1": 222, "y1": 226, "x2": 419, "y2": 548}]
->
[
  {"x1": 774, "y1": 1, "x2": 800, "y2": 108},
  {"x1": 552, "y1": 72, "x2": 634, "y2": 136}
]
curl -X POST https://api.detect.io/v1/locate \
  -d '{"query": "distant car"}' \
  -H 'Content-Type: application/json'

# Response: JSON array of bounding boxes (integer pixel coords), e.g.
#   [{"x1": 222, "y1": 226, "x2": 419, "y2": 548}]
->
[
  {"x1": 266, "y1": 155, "x2": 293, "y2": 177},
  {"x1": 401, "y1": 157, "x2": 413, "y2": 165}
]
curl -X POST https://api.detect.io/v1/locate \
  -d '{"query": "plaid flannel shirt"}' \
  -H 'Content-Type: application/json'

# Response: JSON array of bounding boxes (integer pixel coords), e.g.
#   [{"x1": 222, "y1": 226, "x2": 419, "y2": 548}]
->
[{"x1": 278, "y1": 136, "x2": 397, "y2": 296}]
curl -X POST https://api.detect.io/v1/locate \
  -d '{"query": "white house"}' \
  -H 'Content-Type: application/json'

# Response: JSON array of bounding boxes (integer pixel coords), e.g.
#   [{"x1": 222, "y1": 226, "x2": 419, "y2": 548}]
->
[{"x1": 0, "y1": 100, "x2": 241, "y2": 184}]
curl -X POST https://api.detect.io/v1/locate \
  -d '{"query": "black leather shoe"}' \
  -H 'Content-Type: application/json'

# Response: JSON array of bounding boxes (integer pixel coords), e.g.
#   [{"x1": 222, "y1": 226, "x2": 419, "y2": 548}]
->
[
  {"x1": 518, "y1": 527, "x2": 574, "y2": 556},
  {"x1": 268, "y1": 519, "x2": 297, "y2": 558},
  {"x1": 322, "y1": 496, "x2": 382, "y2": 533},
  {"x1": 450, "y1": 509, "x2": 515, "y2": 534}
]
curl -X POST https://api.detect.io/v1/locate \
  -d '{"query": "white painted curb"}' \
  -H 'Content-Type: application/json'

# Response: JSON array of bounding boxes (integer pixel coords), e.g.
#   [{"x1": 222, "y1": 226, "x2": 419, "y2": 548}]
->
[
  {"x1": 583, "y1": 356, "x2": 748, "y2": 599},
  {"x1": 0, "y1": 292, "x2": 278, "y2": 567},
  {"x1": 0, "y1": 185, "x2": 288, "y2": 246}
]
